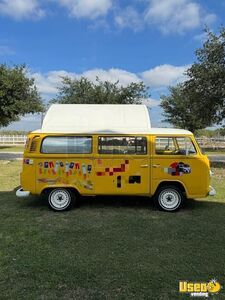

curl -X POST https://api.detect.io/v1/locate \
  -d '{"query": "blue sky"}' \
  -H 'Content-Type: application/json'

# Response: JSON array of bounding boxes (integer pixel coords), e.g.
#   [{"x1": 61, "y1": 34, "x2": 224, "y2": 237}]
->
[{"x1": 0, "y1": 0, "x2": 224, "y2": 130}]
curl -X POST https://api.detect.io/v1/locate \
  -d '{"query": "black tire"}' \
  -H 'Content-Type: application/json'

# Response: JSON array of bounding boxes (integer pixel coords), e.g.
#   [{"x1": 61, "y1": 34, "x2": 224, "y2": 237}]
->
[
  {"x1": 47, "y1": 188, "x2": 75, "y2": 212},
  {"x1": 154, "y1": 185, "x2": 184, "y2": 212}
]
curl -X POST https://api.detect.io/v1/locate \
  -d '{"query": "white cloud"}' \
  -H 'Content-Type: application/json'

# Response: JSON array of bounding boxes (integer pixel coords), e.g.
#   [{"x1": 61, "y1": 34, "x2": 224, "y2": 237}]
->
[
  {"x1": 115, "y1": 6, "x2": 143, "y2": 31},
  {"x1": 57, "y1": 0, "x2": 112, "y2": 19},
  {"x1": 32, "y1": 68, "x2": 141, "y2": 95},
  {"x1": 145, "y1": 0, "x2": 200, "y2": 33},
  {"x1": 32, "y1": 70, "x2": 77, "y2": 94},
  {"x1": 113, "y1": 0, "x2": 217, "y2": 34},
  {"x1": 144, "y1": 0, "x2": 216, "y2": 34},
  {"x1": 82, "y1": 68, "x2": 141, "y2": 86},
  {"x1": 0, "y1": 0, "x2": 45, "y2": 20},
  {"x1": 32, "y1": 65, "x2": 188, "y2": 99},
  {"x1": 141, "y1": 64, "x2": 189, "y2": 88},
  {"x1": 0, "y1": 45, "x2": 15, "y2": 55}
]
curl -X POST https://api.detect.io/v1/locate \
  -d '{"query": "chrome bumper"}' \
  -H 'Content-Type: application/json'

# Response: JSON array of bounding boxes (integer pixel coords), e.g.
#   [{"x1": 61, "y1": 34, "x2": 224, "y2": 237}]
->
[
  {"x1": 208, "y1": 186, "x2": 216, "y2": 196},
  {"x1": 16, "y1": 188, "x2": 30, "y2": 198}
]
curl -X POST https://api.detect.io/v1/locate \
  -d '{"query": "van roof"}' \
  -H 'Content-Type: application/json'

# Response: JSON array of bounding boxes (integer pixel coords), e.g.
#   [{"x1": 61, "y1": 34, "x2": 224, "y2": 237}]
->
[
  {"x1": 40, "y1": 104, "x2": 151, "y2": 133},
  {"x1": 32, "y1": 127, "x2": 192, "y2": 135},
  {"x1": 33, "y1": 104, "x2": 192, "y2": 135}
]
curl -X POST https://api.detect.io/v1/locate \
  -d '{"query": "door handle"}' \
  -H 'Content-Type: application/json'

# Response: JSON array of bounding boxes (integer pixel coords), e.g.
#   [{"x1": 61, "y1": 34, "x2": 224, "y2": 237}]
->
[
  {"x1": 153, "y1": 164, "x2": 160, "y2": 168},
  {"x1": 140, "y1": 164, "x2": 149, "y2": 168}
]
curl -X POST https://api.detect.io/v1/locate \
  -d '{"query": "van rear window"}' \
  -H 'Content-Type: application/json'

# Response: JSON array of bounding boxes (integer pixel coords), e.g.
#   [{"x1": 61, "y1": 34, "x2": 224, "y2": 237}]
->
[
  {"x1": 98, "y1": 136, "x2": 147, "y2": 155},
  {"x1": 41, "y1": 136, "x2": 92, "y2": 154}
]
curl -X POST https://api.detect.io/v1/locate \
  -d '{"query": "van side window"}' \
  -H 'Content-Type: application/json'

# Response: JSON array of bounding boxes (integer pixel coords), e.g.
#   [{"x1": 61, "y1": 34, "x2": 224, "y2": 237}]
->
[
  {"x1": 155, "y1": 137, "x2": 196, "y2": 155},
  {"x1": 98, "y1": 136, "x2": 147, "y2": 155},
  {"x1": 176, "y1": 137, "x2": 196, "y2": 155},
  {"x1": 155, "y1": 137, "x2": 176, "y2": 154},
  {"x1": 41, "y1": 136, "x2": 92, "y2": 154}
]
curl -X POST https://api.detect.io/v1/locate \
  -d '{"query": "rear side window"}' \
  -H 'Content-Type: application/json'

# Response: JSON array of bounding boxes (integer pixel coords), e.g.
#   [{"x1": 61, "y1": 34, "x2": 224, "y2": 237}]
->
[
  {"x1": 41, "y1": 136, "x2": 92, "y2": 154},
  {"x1": 98, "y1": 136, "x2": 147, "y2": 155},
  {"x1": 155, "y1": 136, "x2": 196, "y2": 155}
]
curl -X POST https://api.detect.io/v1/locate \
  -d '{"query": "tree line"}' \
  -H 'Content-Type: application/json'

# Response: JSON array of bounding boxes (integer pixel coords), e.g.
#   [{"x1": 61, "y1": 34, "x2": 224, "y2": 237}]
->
[{"x1": 0, "y1": 27, "x2": 224, "y2": 132}]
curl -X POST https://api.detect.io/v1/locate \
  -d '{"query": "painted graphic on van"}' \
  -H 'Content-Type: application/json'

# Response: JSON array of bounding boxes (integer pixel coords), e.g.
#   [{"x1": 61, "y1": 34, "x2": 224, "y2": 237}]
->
[
  {"x1": 37, "y1": 161, "x2": 93, "y2": 190},
  {"x1": 164, "y1": 162, "x2": 191, "y2": 176},
  {"x1": 96, "y1": 160, "x2": 129, "y2": 176}
]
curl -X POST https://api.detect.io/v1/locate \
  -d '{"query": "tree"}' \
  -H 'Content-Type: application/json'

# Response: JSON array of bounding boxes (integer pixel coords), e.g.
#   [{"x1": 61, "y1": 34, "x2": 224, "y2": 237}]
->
[
  {"x1": 52, "y1": 76, "x2": 149, "y2": 105},
  {"x1": 0, "y1": 64, "x2": 43, "y2": 127},
  {"x1": 160, "y1": 85, "x2": 209, "y2": 133},
  {"x1": 161, "y1": 27, "x2": 225, "y2": 132}
]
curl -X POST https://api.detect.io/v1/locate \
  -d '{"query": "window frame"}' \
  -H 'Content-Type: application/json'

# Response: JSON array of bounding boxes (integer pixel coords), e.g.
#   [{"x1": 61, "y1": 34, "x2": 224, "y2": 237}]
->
[
  {"x1": 40, "y1": 135, "x2": 93, "y2": 154},
  {"x1": 98, "y1": 135, "x2": 148, "y2": 155}
]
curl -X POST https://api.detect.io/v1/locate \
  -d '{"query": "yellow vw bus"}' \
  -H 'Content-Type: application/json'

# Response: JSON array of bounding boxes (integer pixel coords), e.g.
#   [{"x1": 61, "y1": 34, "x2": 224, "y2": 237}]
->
[{"x1": 16, "y1": 104, "x2": 215, "y2": 212}]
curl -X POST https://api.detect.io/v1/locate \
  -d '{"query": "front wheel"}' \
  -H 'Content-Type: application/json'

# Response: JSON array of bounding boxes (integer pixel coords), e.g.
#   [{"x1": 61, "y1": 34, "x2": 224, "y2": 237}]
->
[
  {"x1": 155, "y1": 185, "x2": 184, "y2": 212},
  {"x1": 47, "y1": 188, "x2": 74, "y2": 212}
]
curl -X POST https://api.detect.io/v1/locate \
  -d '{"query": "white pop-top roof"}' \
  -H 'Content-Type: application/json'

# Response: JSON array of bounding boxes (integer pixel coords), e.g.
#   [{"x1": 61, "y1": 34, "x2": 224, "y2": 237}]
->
[
  {"x1": 35, "y1": 104, "x2": 192, "y2": 135},
  {"x1": 40, "y1": 104, "x2": 151, "y2": 134}
]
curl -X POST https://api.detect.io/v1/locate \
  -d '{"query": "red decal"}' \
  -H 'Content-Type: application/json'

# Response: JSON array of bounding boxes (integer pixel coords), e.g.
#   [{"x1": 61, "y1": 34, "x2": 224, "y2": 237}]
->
[
  {"x1": 121, "y1": 164, "x2": 125, "y2": 172},
  {"x1": 49, "y1": 161, "x2": 54, "y2": 168},
  {"x1": 113, "y1": 168, "x2": 121, "y2": 172}
]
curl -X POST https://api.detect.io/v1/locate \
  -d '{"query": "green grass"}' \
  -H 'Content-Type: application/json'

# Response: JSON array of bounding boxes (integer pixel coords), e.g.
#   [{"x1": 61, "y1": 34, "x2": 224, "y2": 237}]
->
[
  {"x1": 0, "y1": 145, "x2": 24, "y2": 152},
  {"x1": 0, "y1": 161, "x2": 225, "y2": 299}
]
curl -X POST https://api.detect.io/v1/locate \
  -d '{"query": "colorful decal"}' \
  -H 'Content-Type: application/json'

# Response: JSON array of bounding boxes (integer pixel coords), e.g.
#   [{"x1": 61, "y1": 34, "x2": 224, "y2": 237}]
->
[
  {"x1": 96, "y1": 160, "x2": 129, "y2": 176},
  {"x1": 87, "y1": 164, "x2": 92, "y2": 174},
  {"x1": 54, "y1": 161, "x2": 59, "y2": 173},
  {"x1": 37, "y1": 178, "x2": 59, "y2": 184},
  {"x1": 23, "y1": 158, "x2": 34, "y2": 165},
  {"x1": 164, "y1": 162, "x2": 191, "y2": 176},
  {"x1": 37, "y1": 161, "x2": 93, "y2": 190}
]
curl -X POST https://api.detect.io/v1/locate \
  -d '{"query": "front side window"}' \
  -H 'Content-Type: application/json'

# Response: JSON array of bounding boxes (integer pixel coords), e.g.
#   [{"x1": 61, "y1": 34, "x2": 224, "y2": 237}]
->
[
  {"x1": 155, "y1": 136, "x2": 196, "y2": 155},
  {"x1": 41, "y1": 136, "x2": 92, "y2": 154},
  {"x1": 98, "y1": 136, "x2": 147, "y2": 155}
]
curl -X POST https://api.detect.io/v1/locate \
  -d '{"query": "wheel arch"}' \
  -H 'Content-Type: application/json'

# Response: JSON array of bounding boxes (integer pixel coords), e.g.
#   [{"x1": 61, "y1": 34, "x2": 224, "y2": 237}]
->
[
  {"x1": 153, "y1": 180, "x2": 188, "y2": 198},
  {"x1": 41, "y1": 185, "x2": 80, "y2": 198}
]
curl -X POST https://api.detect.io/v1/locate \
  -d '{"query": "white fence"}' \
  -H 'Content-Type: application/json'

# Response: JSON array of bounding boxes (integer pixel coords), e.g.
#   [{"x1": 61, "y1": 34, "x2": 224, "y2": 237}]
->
[
  {"x1": 0, "y1": 135, "x2": 27, "y2": 145},
  {"x1": 197, "y1": 137, "x2": 225, "y2": 150},
  {"x1": 0, "y1": 135, "x2": 225, "y2": 149}
]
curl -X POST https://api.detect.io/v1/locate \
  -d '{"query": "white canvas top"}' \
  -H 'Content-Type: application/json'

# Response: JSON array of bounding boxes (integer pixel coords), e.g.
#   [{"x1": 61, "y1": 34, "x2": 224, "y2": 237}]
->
[{"x1": 41, "y1": 104, "x2": 151, "y2": 134}]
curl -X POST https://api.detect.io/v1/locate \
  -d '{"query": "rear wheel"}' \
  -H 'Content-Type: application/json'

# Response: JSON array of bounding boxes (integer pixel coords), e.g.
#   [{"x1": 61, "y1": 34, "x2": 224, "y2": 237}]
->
[
  {"x1": 47, "y1": 188, "x2": 74, "y2": 211},
  {"x1": 155, "y1": 185, "x2": 184, "y2": 212}
]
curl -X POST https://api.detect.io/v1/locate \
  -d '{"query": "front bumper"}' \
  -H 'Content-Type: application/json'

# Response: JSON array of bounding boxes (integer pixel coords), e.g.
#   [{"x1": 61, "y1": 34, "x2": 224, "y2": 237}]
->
[
  {"x1": 208, "y1": 186, "x2": 216, "y2": 196},
  {"x1": 16, "y1": 187, "x2": 30, "y2": 198}
]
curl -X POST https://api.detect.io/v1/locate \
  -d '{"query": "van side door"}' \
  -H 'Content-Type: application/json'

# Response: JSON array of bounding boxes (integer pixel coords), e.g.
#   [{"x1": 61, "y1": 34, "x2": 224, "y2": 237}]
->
[{"x1": 94, "y1": 135, "x2": 150, "y2": 195}]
